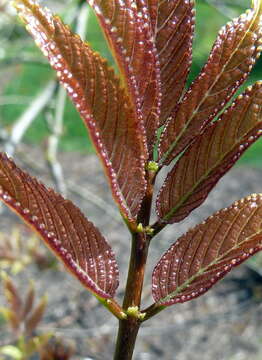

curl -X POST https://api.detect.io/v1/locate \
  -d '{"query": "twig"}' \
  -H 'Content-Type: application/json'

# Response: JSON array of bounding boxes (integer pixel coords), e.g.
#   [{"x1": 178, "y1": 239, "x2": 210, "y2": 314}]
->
[
  {"x1": 45, "y1": 86, "x2": 67, "y2": 196},
  {"x1": 5, "y1": 80, "x2": 57, "y2": 156},
  {"x1": 76, "y1": 1, "x2": 90, "y2": 39},
  {"x1": 45, "y1": 2, "x2": 90, "y2": 196},
  {"x1": 68, "y1": 180, "x2": 121, "y2": 223}
]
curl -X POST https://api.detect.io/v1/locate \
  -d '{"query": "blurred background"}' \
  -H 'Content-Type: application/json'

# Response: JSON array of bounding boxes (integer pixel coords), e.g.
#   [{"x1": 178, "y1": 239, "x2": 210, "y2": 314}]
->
[{"x1": 0, "y1": 1, "x2": 262, "y2": 360}]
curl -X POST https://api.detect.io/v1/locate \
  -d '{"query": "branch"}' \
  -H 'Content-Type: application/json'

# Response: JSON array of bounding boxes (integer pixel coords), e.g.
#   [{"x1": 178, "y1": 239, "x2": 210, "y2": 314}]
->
[
  {"x1": 45, "y1": 86, "x2": 67, "y2": 196},
  {"x1": 5, "y1": 80, "x2": 57, "y2": 156}
]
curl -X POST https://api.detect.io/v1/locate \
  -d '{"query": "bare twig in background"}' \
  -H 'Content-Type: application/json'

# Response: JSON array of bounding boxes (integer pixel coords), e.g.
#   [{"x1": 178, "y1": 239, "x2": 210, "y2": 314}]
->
[
  {"x1": 45, "y1": 86, "x2": 67, "y2": 196},
  {"x1": 45, "y1": 2, "x2": 90, "y2": 196},
  {"x1": 4, "y1": 80, "x2": 57, "y2": 156},
  {"x1": 68, "y1": 181, "x2": 121, "y2": 223},
  {"x1": 76, "y1": 1, "x2": 90, "y2": 39}
]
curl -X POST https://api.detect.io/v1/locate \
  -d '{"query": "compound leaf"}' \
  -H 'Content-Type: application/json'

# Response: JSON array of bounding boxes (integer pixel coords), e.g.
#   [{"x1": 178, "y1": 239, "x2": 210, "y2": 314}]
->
[
  {"x1": 157, "y1": 82, "x2": 262, "y2": 223},
  {"x1": 0, "y1": 154, "x2": 119, "y2": 299},
  {"x1": 156, "y1": 0, "x2": 195, "y2": 125},
  {"x1": 88, "y1": 0, "x2": 161, "y2": 151},
  {"x1": 15, "y1": 0, "x2": 147, "y2": 221},
  {"x1": 153, "y1": 194, "x2": 262, "y2": 305},
  {"x1": 159, "y1": 0, "x2": 262, "y2": 164}
]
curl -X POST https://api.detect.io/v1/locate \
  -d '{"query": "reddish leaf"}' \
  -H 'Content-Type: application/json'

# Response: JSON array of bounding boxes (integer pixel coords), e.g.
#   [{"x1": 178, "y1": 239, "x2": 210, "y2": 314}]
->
[
  {"x1": 22, "y1": 282, "x2": 35, "y2": 320},
  {"x1": 0, "y1": 154, "x2": 119, "y2": 299},
  {"x1": 25, "y1": 295, "x2": 47, "y2": 336},
  {"x1": 156, "y1": 0, "x2": 195, "y2": 125},
  {"x1": 3, "y1": 274, "x2": 22, "y2": 316},
  {"x1": 15, "y1": 0, "x2": 147, "y2": 220},
  {"x1": 88, "y1": 0, "x2": 161, "y2": 150},
  {"x1": 157, "y1": 82, "x2": 262, "y2": 223},
  {"x1": 152, "y1": 194, "x2": 262, "y2": 305},
  {"x1": 159, "y1": 0, "x2": 262, "y2": 164}
]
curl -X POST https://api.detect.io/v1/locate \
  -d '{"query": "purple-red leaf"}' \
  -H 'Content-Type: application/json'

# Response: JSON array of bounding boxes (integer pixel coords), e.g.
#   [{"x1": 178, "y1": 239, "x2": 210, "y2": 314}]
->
[
  {"x1": 152, "y1": 194, "x2": 262, "y2": 305},
  {"x1": 0, "y1": 154, "x2": 119, "y2": 299},
  {"x1": 159, "y1": 0, "x2": 262, "y2": 164},
  {"x1": 2, "y1": 273, "x2": 22, "y2": 316},
  {"x1": 15, "y1": 0, "x2": 147, "y2": 221},
  {"x1": 157, "y1": 82, "x2": 262, "y2": 223},
  {"x1": 25, "y1": 295, "x2": 47, "y2": 336},
  {"x1": 156, "y1": 0, "x2": 195, "y2": 125},
  {"x1": 22, "y1": 282, "x2": 35, "y2": 320},
  {"x1": 88, "y1": 0, "x2": 161, "y2": 151}
]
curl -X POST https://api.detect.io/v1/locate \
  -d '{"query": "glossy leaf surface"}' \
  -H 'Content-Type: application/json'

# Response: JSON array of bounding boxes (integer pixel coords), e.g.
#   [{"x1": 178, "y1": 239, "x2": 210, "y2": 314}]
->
[
  {"x1": 157, "y1": 82, "x2": 262, "y2": 223},
  {"x1": 88, "y1": 0, "x2": 161, "y2": 150},
  {"x1": 15, "y1": 0, "x2": 147, "y2": 220},
  {"x1": 156, "y1": 0, "x2": 195, "y2": 125},
  {"x1": 153, "y1": 194, "x2": 262, "y2": 305},
  {"x1": 0, "y1": 154, "x2": 119, "y2": 299},
  {"x1": 159, "y1": 0, "x2": 262, "y2": 164}
]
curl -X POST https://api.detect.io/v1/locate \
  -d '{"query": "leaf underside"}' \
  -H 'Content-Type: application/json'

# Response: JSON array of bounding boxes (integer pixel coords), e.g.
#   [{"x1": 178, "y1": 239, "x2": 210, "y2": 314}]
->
[
  {"x1": 157, "y1": 82, "x2": 262, "y2": 223},
  {"x1": 156, "y1": 0, "x2": 195, "y2": 125},
  {"x1": 0, "y1": 153, "x2": 119, "y2": 299},
  {"x1": 15, "y1": 0, "x2": 147, "y2": 221},
  {"x1": 88, "y1": 0, "x2": 161, "y2": 152},
  {"x1": 159, "y1": 0, "x2": 262, "y2": 165},
  {"x1": 152, "y1": 194, "x2": 262, "y2": 305}
]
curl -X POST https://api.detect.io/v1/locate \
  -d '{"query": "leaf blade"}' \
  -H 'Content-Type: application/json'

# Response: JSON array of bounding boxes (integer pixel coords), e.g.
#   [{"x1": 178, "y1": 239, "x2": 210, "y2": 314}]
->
[
  {"x1": 157, "y1": 82, "x2": 262, "y2": 223},
  {"x1": 0, "y1": 154, "x2": 119, "y2": 299},
  {"x1": 159, "y1": 0, "x2": 262, "y2": 164},
  {"x1": 25, "y1": 295, "x2": 47, "y2": 336},
  {"x1": 156, "y1": 0, "x2": 195, "y2": 125},
  {"x1": 15, "y1": 0, "x2": 147, "y2": 220},
  {"x1": 88, "y1": 0, "x2": 161, "y2": 151},
  {"x1": 152, "y1": 194, "x2": 262, "y2": 305}
]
